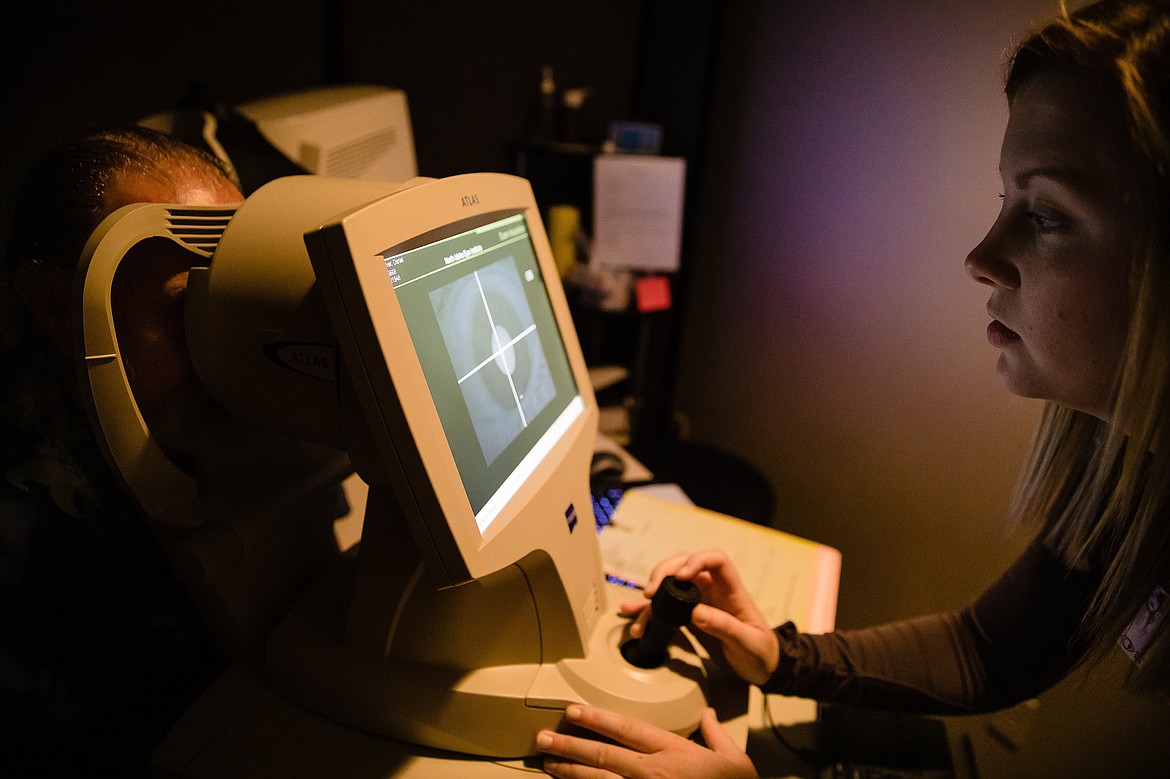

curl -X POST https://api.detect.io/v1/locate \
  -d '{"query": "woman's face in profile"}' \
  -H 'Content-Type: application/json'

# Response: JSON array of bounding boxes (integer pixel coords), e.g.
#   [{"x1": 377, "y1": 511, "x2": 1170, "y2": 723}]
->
[{"x1": 965, "y1": 71, "x2": 1134, "y2": 421}]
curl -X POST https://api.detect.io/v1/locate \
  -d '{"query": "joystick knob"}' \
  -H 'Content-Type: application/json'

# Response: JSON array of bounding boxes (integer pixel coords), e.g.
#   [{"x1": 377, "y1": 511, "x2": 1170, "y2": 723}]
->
[{"x1": 620, "y1": 575, "x2": 701, "y2": 669}]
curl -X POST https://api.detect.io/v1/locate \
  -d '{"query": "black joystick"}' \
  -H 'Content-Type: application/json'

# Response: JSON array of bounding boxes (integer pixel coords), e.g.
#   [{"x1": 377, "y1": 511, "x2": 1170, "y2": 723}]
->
[{"x1": 620, "y1": 575, "x2": 701, "y2": 669}]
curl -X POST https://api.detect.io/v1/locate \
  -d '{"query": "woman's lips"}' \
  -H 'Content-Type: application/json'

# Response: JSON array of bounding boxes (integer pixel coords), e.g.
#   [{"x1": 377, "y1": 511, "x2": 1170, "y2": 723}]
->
[{"x1": 986, "y1": 319, "x2": 1020, "y2": 348}]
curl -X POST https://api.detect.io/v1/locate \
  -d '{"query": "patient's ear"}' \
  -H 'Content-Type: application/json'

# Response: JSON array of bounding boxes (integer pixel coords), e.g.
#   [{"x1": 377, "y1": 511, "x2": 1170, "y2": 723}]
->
[{"x1": 12, "y1": 261, "x2": 73, "y2": 356}]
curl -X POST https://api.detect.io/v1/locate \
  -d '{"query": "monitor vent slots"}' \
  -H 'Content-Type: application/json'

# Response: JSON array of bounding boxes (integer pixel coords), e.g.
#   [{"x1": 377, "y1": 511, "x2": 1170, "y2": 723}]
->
[{"x1": 316, "y1": 127, "x2": 399, "y2": 178}]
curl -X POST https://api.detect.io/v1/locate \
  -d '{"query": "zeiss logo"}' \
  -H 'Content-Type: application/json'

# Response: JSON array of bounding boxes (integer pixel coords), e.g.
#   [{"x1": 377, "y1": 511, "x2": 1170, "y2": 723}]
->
[{"x1": 461, "y1": 194, "x2": 480, "y2": 207}]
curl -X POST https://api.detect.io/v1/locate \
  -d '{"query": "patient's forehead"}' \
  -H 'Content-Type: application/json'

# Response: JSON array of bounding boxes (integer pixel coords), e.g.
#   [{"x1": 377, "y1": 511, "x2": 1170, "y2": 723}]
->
[{"x1": 103, "y1": 167, "x2": 242, "y2": 213}]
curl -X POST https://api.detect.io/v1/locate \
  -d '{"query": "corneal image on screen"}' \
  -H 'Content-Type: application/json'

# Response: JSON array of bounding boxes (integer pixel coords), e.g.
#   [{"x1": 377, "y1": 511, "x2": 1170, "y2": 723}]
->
[
  {"x1": 428, "y1": 255, "x2": 557, "y2": 466},
  {"x1": 381, "y1": 213, "x2": 580, "y2": 532}
]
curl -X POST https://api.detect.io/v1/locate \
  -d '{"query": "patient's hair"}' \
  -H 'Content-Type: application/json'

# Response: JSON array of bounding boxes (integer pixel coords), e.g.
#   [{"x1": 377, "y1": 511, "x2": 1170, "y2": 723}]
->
[{"x1": 4, "y1": 125, "x2": 237, "y2": 284}]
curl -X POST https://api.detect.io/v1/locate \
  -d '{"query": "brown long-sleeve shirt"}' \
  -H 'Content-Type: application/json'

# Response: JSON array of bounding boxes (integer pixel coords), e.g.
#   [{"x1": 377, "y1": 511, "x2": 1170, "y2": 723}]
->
[{"x1": 761, "y1": 539, "x2": 1101, "y2": 713}]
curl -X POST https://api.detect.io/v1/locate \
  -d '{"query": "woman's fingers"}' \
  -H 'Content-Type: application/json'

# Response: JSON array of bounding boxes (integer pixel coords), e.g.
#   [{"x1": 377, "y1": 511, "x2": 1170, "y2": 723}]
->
[
  {"x1": 538, "y1": 705, "x2": 759, "y2": 779},
  {"x1": 537, "y1": 705, "x2": 680, "y2": 777}
]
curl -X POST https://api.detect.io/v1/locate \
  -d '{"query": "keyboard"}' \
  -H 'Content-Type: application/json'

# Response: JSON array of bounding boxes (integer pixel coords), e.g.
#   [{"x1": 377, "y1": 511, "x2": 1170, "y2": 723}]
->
[{"x1": 593, "y1": 485, "x2": 840, "y2": 633}]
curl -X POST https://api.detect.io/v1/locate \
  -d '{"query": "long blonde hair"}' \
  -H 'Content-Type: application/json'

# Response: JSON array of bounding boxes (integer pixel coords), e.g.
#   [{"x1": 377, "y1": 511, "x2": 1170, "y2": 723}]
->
[{"x1": 1007, "y1": 0, "x2": 1170, "y2": 697}]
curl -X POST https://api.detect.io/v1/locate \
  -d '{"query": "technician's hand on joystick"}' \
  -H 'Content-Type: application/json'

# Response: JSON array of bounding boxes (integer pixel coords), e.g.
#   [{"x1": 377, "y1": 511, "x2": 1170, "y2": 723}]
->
[{"x1": 620, "y1": 575, "x2": 701, "y2": 668}]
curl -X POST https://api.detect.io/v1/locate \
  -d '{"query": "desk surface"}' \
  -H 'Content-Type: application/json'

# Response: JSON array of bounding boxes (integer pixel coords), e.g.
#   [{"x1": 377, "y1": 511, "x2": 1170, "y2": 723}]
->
[
  {"x1": 154, "y1": 665, "x2": 825, "y2": 779},
  {"x1": 155, "y1": 481, "x2": 840, "y2": 779}
]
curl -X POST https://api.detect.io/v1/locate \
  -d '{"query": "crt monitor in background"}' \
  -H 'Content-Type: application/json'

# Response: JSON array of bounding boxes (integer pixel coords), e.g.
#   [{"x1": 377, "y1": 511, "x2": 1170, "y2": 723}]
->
[
  {"x1": 236, "y1": 84, "x2": 418, "y2": 181},
  {"x1": 141, "y1": 85, "x2": 417, "y2": 197},
  {"x1": 181, "y1": 173, "x2": 723, "y2": 757}
]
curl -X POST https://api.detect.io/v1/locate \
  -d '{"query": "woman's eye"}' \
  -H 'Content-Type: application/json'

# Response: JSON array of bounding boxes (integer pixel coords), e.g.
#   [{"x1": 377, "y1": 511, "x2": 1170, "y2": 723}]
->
[
  {"x1": 1026, "y1": 211, "x2": 1063, "y2": 233},
  {"x1": 1000, "y1": 190, "x2": 1069, "y2": 235}
]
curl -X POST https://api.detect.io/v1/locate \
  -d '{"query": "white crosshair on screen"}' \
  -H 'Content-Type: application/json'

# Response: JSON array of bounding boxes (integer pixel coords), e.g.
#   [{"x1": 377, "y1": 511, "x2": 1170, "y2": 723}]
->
[{"x1": 456, "y1": 267, "x2": 538, "y2": 427}]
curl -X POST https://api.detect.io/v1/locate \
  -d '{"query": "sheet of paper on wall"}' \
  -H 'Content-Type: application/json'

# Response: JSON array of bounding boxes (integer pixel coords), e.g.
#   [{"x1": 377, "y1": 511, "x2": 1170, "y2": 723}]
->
[{"x1": 591, "y1": 154, "x2": 686, "y2": 272}]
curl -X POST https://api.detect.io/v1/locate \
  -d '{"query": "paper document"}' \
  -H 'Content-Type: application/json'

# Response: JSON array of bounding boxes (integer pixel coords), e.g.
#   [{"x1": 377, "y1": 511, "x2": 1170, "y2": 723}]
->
[{"x1": 591, "y1": 155, "x2": 686, "y2": 272}]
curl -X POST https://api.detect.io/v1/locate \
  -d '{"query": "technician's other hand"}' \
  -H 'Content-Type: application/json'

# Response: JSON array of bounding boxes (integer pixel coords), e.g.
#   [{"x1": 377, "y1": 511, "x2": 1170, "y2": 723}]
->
[
  {"x1": 538, "y1": 704, "x2": 758, "y2": 779},
  {"x1": 623, "y1": 549, "x2": 779, "y2": 686}
]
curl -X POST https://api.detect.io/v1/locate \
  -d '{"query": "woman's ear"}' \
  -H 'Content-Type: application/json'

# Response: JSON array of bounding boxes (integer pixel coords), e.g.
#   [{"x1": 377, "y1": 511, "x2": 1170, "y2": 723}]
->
[{"x1": 12, "y1": 261, "x2": 74, "y2": 356}]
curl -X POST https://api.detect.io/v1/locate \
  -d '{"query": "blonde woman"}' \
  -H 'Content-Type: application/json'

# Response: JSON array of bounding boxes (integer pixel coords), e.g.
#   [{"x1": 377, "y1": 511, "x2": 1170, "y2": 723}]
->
[{"x1": 539, "y1": 1, "x2": 1170, "y2": 776}]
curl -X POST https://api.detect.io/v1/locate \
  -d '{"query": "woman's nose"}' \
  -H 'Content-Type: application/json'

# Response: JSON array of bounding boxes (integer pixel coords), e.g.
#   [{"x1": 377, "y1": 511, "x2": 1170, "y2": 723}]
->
[{"x1": 965, "y1": 221, "x2": 1019, "y2": 289}]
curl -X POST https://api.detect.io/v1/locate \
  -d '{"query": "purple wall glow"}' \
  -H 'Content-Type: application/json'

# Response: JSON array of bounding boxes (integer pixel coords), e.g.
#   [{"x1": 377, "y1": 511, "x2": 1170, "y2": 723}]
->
[{"x1": 678, "y1": 1, "x2": 1053, "y2": 624}]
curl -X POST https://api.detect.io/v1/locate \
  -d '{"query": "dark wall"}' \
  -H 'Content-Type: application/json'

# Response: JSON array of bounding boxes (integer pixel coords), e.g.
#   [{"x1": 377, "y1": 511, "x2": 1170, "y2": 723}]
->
[
  {"x1": 336, "y1": 1, "x2": 645, "y2": 177},
  {"x1": 1, "y1": 1, "x2": 323, "y2": 253},
  {"x1": 1, "y1": 1, "x2": 709, "y2": 249}
]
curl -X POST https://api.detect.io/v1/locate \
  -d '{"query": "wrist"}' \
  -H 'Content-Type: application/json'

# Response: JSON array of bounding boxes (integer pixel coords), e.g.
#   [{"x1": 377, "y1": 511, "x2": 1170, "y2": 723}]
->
[{"x1": 757, "y1": 621, "x2": 798, "y2": 693}]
